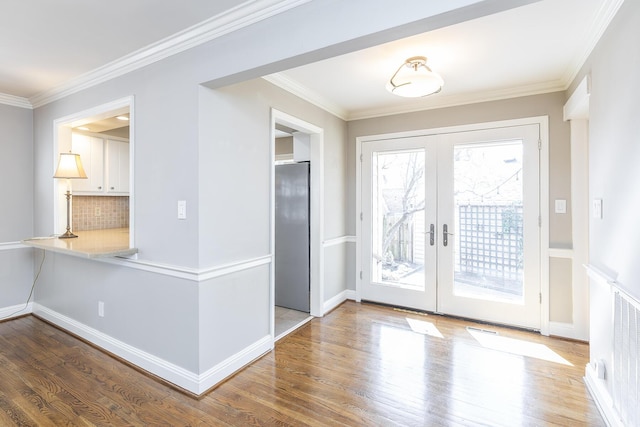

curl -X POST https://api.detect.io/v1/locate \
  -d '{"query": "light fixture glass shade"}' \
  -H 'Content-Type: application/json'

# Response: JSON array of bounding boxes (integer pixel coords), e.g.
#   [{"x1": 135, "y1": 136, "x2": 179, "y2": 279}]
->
[
  {"x1": 386, "y1": 56, "x2": 444, "y2": 98},
  {"x1": 53, "y1": 153, "x2": 88, "y2": 179}
]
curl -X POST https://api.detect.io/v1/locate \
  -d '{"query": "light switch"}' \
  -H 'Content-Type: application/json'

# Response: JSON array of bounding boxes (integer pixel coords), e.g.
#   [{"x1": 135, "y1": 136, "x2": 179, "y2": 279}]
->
[
  {"x1": 555, "y1": 199, "x2": 567, "y2": 214},
  {"x1": 177, "y1": 200, "x2": 187, "y2": 220},
  {"x1": 593, "y1": 199, "x2": 603, "y2": 219}
]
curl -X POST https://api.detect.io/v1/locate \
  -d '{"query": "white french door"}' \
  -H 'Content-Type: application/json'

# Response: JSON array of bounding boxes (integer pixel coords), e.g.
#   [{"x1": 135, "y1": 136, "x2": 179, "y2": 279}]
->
[
  {"x1": 361, "y1": 124, "x2": 541, "y2": 329},
  {"x1": 361, "y1": 135, "x2": 438, "y2": 312}
]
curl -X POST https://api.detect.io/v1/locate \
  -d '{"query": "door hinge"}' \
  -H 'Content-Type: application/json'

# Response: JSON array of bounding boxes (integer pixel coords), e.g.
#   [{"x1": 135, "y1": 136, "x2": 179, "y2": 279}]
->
[
  {"x1": 539, "y1": 293, "x2": 542, "y2": 304},
  {"x1": 360, "y1": 153, "x2": 363, "y2": 162},
  {"x1": 360, "y1": 212, "x2": 363, "y2": 221},
  {"x1": 359, "y1": 271, "x2": 363, "y2": 280},
  {"x1": 538, "y1": 139, "x2": 542, "y2": 150},
  {"x1": 538, "y1": 215, "x2": 542, "y2": 227}
]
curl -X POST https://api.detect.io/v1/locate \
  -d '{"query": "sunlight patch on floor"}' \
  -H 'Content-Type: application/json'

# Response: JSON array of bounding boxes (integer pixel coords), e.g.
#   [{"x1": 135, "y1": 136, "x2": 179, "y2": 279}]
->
[
  {"x1": 406, "y1": 317, "x2": 444, "y2": 338},
  {"x1": 467, "y1": 328, "x2": 573, "y2": 366}
]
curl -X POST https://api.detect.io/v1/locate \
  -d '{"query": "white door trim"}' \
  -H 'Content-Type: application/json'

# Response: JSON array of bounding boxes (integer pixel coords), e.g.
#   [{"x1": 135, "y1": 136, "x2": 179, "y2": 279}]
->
[
  {"x1": 270, "y1": 109, "x2": 324, "y2": 340},
  {"x1": 356, "y1": 116, "x2": 550, "y2": 333}
]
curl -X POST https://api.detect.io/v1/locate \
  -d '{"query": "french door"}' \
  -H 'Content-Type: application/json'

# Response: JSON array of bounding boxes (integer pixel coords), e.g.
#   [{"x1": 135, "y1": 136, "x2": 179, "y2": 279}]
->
[{"x1": 361, "y1": 124, "x2": 541, "y2": 329}]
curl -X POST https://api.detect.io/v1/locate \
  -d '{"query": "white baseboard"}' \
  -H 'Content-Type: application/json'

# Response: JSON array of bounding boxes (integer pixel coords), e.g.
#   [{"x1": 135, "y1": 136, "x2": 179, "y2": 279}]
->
[
  {"x1": 584, "y1": 363, "x2": 622, "y2": 427},
  {"x1": 323, "y1": 289, "x2": 350, "y2": 313},
  {"x1": 345, "y1": 289, "x2": 357, "y2": 301},
  {"x1": 197, "y1": 334, "x2": 271, "y2": 394},
  {"x1": 32, "y1": 303, "x2": 271, "y2": 395},
  {"x1": 0, "y1": 302, "x2": 33, "y2": 320},
  {"x1": 549, "y1": 321, "x2": 588, "y2": 341}
]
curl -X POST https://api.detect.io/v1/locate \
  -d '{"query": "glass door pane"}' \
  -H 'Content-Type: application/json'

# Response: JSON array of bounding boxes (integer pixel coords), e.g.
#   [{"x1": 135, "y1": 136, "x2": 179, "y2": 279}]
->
[
  {"x1": 372, "y1": 150, "x2": 426, "y2": 290},
  {"x1": 453, "y1": 142, "x2": 524, "y2": 302}
]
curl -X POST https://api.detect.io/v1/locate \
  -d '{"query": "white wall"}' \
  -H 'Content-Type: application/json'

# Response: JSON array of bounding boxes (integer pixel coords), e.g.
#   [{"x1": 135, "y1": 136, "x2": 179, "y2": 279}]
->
[{"x1": 0, "y1": 103, "x2": 33, "y2": 317}]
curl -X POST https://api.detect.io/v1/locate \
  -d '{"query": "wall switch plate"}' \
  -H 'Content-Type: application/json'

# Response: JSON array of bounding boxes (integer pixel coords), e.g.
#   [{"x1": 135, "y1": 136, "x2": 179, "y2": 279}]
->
[
  {"x1": 593, "y1": 199, "x2": 603, "y2": 219},
  {"x1": 554, "y1": 199, "x2": 567, "y2": 214},
  {"x1": 98, "y1": 301, "x2": 104, "y2": 317},
  {"x1": 177, "y1": 200, "x2": 187, "y2": 220}
]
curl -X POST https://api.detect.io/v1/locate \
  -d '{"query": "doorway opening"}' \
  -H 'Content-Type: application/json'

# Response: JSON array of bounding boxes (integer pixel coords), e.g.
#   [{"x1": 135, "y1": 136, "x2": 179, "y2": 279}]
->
[{"x1": 270, "y1": 109, "x2": 323, "y2": 341}]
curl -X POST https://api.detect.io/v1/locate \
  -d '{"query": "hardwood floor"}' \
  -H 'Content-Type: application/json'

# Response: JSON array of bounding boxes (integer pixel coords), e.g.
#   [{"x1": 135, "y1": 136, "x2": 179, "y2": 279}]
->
[{"x1": 0, "y1": 302, "x2": 603, "y2": 426}]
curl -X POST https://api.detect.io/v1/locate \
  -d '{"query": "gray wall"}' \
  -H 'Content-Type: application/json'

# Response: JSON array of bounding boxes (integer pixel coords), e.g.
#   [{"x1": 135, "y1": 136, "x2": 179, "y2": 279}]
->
[
  {"x1": 29, "y1": 0, "x2": 487, "y2": 385},
  {"x1": 198, "y1": 77, "x2": 348, "y2": 294},
  {"x1": 0, "y1": 104, "x2": 34, "y2": 310},
  {"x1": 567, "y1": 0, "x2": 640, "y2": 404},
  {"x1": 577, "y1": 0, "x2": 640, "y2": 300}
]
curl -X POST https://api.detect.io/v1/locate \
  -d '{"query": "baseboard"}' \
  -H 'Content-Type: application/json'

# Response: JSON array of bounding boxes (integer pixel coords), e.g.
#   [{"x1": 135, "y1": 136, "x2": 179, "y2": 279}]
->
[
  {"x1": 345, "y1": 289, "x2": 357, "y2": 301},
  {"x1": 584, "y1": 363, "x2": 622, "y2": 427},
  {"x1": 197, "y1": 335, "x2": 271, "y2": 395},
  {"x1": 549, "y1": 321, "x2": 588, "y2": 341},
  {"x1": 32, "y1": 303, "x2": 271, "y2": 396},
  {"x1": 323, "y1": 290, "x2": 349, "y2": 313},
  {"x1": 0, "y1": 302, "x2": 33, "y2": 321}
]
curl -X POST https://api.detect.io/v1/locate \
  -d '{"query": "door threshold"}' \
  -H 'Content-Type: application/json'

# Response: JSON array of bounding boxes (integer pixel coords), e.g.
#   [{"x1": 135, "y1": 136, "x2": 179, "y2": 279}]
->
[{"x1": 275, "y1": 315, "x2": 313, "y2": 342}]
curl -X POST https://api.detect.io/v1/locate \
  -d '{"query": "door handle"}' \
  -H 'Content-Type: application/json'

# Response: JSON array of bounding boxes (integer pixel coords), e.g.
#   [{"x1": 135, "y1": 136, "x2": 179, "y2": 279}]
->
[
  {"x1": 443, "y1": 224, "x2": 454, "y2": 247},
  {"x1": 429, "y1": 224, "x2": 435, "y2": 246}
]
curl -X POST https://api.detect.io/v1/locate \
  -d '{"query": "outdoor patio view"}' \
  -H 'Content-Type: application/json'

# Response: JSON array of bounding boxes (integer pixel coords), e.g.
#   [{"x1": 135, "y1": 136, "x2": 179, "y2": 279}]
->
[{"x1": 453, "y1": 142, "x2": 524, "y2": 302}]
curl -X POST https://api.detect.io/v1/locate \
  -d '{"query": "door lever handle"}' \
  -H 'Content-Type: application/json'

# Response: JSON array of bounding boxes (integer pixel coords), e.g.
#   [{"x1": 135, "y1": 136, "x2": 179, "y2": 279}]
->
[
  {"x1": 443, "y1": 224, "x2": 454, "y2": 247},
  {"x1": 429, "y1": 224, "x2": 435, "y2": 246}
]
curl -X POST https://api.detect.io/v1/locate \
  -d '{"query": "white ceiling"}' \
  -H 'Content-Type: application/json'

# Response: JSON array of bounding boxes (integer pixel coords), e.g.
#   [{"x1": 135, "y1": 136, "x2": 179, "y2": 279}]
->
[
  {"x1": 0, "y1": 0, "x2": 246, "y2": 98},
  {"x1": 0, "y1": 0, "x2": 622, "y2": 118},
  {"x1": 268, "y1": 0, "x2": 622, "y2": 120}
]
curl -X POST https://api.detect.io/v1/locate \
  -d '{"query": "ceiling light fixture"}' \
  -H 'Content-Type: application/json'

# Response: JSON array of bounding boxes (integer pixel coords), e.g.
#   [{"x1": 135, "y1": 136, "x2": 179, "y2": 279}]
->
[
  {"x1": 386, "y1": 56, "x2": 444, "y2": 98},
  {"x1": 116, "y1": 115, "x2": 129, "y2": 121}
]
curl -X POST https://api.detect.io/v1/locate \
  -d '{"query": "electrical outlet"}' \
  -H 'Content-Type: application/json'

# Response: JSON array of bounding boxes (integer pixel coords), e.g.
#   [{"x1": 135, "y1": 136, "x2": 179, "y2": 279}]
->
[
  {"x1": 95, "y1": 207, "x2": 101, "y2": 217},
  {"x1": 98, "y1": 301, "x2": 105, "y2": 317}
]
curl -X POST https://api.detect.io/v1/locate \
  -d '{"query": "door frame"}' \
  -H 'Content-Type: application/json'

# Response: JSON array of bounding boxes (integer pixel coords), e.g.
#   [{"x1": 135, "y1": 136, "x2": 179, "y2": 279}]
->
[
  {"x1": 356, "y1": 116, "x2": 550, "y2": 335},
  {"x1": 270, "y1": 109, "x2": 325, "y2": 339}
]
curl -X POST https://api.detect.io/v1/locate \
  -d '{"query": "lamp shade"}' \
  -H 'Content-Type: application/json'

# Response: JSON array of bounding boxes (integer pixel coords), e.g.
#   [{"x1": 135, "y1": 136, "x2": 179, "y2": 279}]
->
[
  {"x1": 386, "y1": 56, "x2": 444, "y2": 98},
  {"x1": 53, "y1": 153, "x2": 88, "y2": 179}
]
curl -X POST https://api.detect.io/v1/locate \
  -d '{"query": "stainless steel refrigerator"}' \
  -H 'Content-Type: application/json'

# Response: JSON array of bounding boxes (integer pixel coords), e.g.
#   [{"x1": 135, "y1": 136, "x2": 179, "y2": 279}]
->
[{"x1": 275, "y1": 162, "x2": 310, "y2": 313}]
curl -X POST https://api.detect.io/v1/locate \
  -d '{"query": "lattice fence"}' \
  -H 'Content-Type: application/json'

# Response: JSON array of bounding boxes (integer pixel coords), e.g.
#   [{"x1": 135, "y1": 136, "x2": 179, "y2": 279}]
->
[{"x1": 457, "y1": 204, "x2": 523, "y2": 291}]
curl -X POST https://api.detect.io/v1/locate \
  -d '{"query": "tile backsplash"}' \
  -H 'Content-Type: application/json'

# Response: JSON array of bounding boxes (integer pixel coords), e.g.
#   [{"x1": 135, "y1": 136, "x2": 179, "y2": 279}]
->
[{"x1": 72, "y1": 196, "x2": 129, "y2": 231}]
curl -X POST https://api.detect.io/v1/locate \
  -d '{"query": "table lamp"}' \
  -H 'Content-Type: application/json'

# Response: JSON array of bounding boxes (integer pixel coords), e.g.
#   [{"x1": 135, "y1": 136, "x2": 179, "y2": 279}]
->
[{"x1": 53, "y1": 152, "x2": 87, "y2": 238}]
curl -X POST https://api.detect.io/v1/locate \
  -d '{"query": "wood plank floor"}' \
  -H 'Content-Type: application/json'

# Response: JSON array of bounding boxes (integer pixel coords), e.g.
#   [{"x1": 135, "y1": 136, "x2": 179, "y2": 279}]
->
[{"x1": 0, "y1": 301, "x2": 603, "y2": 426}]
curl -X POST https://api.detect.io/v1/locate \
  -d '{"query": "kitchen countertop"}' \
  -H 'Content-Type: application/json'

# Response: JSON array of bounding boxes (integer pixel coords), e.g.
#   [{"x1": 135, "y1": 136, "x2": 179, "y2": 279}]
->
[{"x1": 22, "y1": 228, "x2": 137, "y2": 259}]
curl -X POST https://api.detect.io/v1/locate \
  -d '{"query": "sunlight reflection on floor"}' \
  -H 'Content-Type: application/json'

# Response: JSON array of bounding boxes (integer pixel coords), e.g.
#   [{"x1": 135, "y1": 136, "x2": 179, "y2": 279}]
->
[
  {"x1": 467, "y1": 327, "x2": 573, "y2": 366},
  {"x1": 406, "y1": 317, "x2": 444, "y2": 338}
]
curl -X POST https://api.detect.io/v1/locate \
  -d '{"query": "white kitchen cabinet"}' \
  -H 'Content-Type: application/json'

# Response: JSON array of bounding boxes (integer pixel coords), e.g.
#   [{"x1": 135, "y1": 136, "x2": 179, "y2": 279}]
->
[
  {"x1": 71, "y1": 133, "x2": 129, "y2": 195},
  {"x1": 106, "y1": 139, "x2": 130, "y2": 194},
  {"x1": 71, "y1": 133, "x2": 104, "y2": 193}
]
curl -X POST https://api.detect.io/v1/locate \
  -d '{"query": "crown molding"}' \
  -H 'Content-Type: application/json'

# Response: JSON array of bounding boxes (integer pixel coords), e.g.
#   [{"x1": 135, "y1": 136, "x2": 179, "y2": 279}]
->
[
  {"x1": 263, "y1": 74, "x2": 349, "y2": 120},
  {"x1": 0, "y1": 92, "x2": 32, "y2": 109},
  {"x1": 29, "y1": 0, "x2": 311, "y2": 109},
  {"x1": 347, "y1": 80, "x2": 567, "y2": 121},
  {"x1": 267, "y1": 71, "x2": 566, "y2": 122},
  {"x1": 560, "y1": 0, "x2": 625, "y2": 89}
]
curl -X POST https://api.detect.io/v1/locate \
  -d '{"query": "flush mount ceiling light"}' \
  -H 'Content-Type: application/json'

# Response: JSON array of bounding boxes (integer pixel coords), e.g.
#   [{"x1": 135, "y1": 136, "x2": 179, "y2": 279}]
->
[{"x1": 386, "y1": 56, "x2": 444, "y2": 98}]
